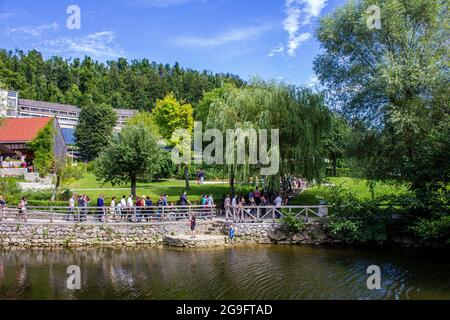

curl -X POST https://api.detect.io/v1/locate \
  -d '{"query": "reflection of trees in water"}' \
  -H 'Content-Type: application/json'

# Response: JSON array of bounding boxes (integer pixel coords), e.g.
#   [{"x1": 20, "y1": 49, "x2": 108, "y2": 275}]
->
[{"x1": 1, "y1": 246, "x2": 450, "y2": 299}]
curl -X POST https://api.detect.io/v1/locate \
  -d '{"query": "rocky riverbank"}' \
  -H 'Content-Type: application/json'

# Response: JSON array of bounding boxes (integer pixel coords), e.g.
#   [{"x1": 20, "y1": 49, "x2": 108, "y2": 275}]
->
[
  {"x1": 0, "y1": 220, "x2": 330, "y2": 248},
  {"x1": 0, "y1": 220, "x2": 440, "y2": 248}
]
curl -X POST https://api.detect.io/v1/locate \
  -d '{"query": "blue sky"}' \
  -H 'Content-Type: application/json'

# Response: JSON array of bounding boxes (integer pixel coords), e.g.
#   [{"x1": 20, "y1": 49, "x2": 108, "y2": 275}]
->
[{"x1": 0, "y1": 0, "x2": 345, "y2": 86}]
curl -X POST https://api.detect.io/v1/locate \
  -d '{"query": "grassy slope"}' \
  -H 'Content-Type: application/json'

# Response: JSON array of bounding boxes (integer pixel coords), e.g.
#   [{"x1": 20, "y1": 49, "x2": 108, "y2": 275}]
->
[
  {"x1": 64, "y1": 174, "x2": 409, "y2": 206},
  {"x1": 64, "y1": 173, "x2": 240, "y2": 204},
  {"x1": 293, "y1": 177, "x2": 409, "y2": 205}
]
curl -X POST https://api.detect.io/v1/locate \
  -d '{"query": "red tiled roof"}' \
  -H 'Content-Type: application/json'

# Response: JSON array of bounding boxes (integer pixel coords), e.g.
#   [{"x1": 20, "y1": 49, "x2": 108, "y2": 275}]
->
[{"x1": 0, "y1": 117, "x2": 53, "y2": 143}]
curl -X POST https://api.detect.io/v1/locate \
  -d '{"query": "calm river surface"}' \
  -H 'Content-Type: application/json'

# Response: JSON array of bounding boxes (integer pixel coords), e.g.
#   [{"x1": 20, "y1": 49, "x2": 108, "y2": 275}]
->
[{"x1": 0, "y1": 245, "x2": 449, "y2": 300}]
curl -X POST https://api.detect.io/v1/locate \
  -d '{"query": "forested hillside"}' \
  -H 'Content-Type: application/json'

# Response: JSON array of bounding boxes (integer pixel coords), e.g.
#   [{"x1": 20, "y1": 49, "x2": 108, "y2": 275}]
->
[{"x1": 0, "y1": 49, "x2": 244, "y2": 110}]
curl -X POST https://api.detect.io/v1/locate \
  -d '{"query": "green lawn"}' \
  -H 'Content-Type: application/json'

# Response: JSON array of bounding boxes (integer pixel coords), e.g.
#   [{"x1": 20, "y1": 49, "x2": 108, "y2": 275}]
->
[
  {"x1": 63, "y1": 173, "x2": 241, "y2": 204},
  {"x1": 63, "y1": 174, "x2": 409, "y2": 205},
  {"x1": 293, "y1": 177, "x2": 409, "y2": 205}
]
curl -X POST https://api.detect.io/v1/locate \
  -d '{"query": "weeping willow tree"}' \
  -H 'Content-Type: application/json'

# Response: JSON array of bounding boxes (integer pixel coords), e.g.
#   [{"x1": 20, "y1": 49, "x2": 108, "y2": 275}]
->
[{"x1": 202, "y1": 81, "x2": 331, "y2": 192}]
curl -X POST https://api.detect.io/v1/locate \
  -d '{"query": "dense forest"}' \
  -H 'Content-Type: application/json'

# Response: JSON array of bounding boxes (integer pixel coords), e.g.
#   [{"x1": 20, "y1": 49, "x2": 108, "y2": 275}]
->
[{"x1": 0, "y1": 48, "x2": 245, "y2": 110}]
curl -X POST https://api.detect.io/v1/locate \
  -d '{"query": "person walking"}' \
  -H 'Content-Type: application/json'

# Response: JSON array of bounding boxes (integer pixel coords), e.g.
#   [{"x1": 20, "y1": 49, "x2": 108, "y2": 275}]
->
[
  {"x1": 68, "y1": 195, "x2": 75, "y2": 221},
  {"x1": 156, "y1": 195, "x2": 165, "y2": 217},
  {"x1": 110, "y1": 197, "x2": 116, "y2": 222},
  {"x1": 180, "y1": 191, "x2": 191, "y2": 218},
  {"x1": 77, "y1": 195, "x2": 84, "y2": 222},
  {"x1": 180, "y1": 191, "x2": 191, "y2": 206},
  {"x1": 83, "y1": 195, "x2": 90, "y2": 222},
  {"x1": 260, "y1": 195, "x2": 268, "y2": 221},
  {"x1": 135, "y1": 197, "x2": 143, "y2": 222},
  {"x1": 120, "y1": 196, "x2": 127, "y2": 221},
  {"x1": 201, "y1": 195, "x2": 207, "y2": 206},
  {"x1": 240, "y1": 196, "x2": 248, "y2": 222},
  {"x1": 254, "y1": 187, "x2": 261, "y2": 205},
  {"x1": 127, "y1": 194, "x2": 134, "y2": 222},
  {"x1": 207, "y1": 194, "x2": 214, "y2": 207},
  {"x1": 145, "y1": 196, "x2": 153, "y2": 221},
  {"x1": 17, "y1": 197, "x2": 27, "y2": 222},
  {"x1": 248, "y1": 189, "x2": 254, "y2": 203},
  {"x1": 274, "y1": 194, "x2": 283, "y2": 219},
  {"x1": 231, "y1": 195, "x2": 237, "y2": 221},
  {"x1": 190, "y1": 213, "x2": 197, "y2": 238},
  {"x1": 0, "y1": 195, "x2": 6, "y2": 220},
  {"x1": 199, "y1": 170, "x2": 205, "y2": 184},
  {"x1": 96, "y1": 195, "x2": 105, "y2": 222},
  {"x1": 224, "y1": 195, "x2": 231, "y2": 219}
]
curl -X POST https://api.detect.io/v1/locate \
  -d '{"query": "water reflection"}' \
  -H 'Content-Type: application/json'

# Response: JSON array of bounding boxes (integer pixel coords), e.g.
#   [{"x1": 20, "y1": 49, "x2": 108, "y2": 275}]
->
[{"x1": 0, "y1": 246, "x2": 449, "y2": 300}]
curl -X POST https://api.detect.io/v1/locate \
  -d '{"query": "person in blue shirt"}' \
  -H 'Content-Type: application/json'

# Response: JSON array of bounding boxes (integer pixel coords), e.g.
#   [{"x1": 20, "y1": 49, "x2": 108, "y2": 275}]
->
[
  {"x1": 229, "y1": 225, "x2": 235, "y2": 243},
  {"x1": 145, "y1": 196, "x2": 153, "y2": 221},
  {"x1": 97, "y1": 195, "x2": 105, "y2": 222}
]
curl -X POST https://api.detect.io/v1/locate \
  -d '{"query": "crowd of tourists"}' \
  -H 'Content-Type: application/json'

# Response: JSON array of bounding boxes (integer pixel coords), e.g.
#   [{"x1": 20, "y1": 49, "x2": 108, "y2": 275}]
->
[
  {"x1": 223, "y1": 187, "x2": 288, "y2": 221},
  {"x1": 67, "y1": 192, "x2": 217, "y2": 223},
  {"x1": 0, "y1": 184, "x2": 293, "y2": 224}
]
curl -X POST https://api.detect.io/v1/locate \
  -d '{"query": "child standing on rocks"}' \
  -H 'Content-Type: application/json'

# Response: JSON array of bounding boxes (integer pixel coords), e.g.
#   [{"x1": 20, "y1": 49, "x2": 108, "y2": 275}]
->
[{"x1": 229, "y1": 225, "x2": 236, "y2": 243}]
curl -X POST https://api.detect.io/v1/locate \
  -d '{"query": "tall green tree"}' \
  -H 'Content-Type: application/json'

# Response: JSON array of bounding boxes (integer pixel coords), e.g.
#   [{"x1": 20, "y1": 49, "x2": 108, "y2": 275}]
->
[
  {"x1": 126, "y1": 111, "x2": 160, "y2": 137},
  {"x1": 28, "y1": 121, "x2": 55, "y2": 177},
  {"x1": 323, "y1": 114, "x2": 352, "y2": 176},
  {"x1": 153, "y1": 93, "x2": 194, "y2": 189},
  {"x1": 153, "y1": 93, "x2": 194, "y2": 142},
  {"x1": 314, "y1": 0, "x2": 449, "y2": 210},
  {"x1": 95, "y1": 124, "x2": 163, "y2": 197},
  {"x1": 203, "y1": 81, "x2": 331, "y2": 193},
  {"x1": 74, "y1": 103, "x2": 117, "y2": 161},
  {"x1": 0, "y1": 48, "x2": 244, "y2": 111}
]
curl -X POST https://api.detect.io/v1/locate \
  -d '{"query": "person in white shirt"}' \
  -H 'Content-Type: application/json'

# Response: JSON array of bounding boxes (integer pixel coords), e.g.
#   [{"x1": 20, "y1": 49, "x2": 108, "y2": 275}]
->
[
  {"x1": 231, "y1": 196, "x2": 237, "y2": 221},
  {"x1": 274, "y1": 194, "x2": 283, "y2": 219},
  {"x1": 207, "y1": 194, "x2": 214, "y2": 206},
  {"x1": 110, "y1": 197, "x2": 116, "y2": 222},
  {"x1": 120, "y1": 196, "x2": 127, "y2": 221},
  {"x1": 68, "y1": 195, "x2": 75, "y2": 221},
  {"x1": 127, "y1": 195, "x2": 134, "y2": 222},
  {"x1": 224, "y1": 195, "x2": 231, "y2": 218}
]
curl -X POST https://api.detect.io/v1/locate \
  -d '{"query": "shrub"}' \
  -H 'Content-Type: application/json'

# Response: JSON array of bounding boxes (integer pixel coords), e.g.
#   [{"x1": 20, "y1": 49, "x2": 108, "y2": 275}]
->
[
  {"x1": 328, "y1": 220, "x2": 363, "y2": 242},
  {"x1": 282, "y1": 212, "x2": 306, "y2": 234},
  {"x1": 324, "y1": 185, "x2": 390, "y2": 244},
  {"x1": 59, "y1": 189, "x2": 73, "y2": 201},
  {"x1": 26, "y1": 200, "x2": 67, "y2": 207},
  {"x1": 0, "y1": 178, "x2": 22, "y2": 203},
  {"x1": 62, "y1": 164, "x2": 84, "y2": 182},
  {"x1": 410, "y1": 216, "x2": 450, "y2": 243}
]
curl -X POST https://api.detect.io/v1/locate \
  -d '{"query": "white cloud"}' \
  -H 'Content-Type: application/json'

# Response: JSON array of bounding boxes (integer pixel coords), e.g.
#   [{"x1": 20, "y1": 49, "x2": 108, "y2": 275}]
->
[
  {"x1": 7, "y1": 22, "x2": 58, "y2": 38},
  {"x1": 0, "y1": 12, "x2": 17, "y2": 20},
  {"x1": 287, "y1": 32, "x2": 311, "y2": 56},
  {"x1": 41, "y1": 31, "x2": 125, "y2": 59},
  {"x1": 271, "y1": 0, "x2": 326, "y2": 57},
  {"x1": 175, "y1": 24, "x2": 272, "y2": 48},
  {"x1": 268, "y1": 44, "x2": 284, "y2": 57},
  {"x1": 135, "y1": 0, "x2": 205, "y2": 7}
]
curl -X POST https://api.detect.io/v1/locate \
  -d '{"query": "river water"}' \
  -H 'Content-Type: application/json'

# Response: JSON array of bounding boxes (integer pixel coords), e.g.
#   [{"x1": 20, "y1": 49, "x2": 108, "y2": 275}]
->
[{"x1": 0, "y1": 245, "x2": 449, "y2": 300}]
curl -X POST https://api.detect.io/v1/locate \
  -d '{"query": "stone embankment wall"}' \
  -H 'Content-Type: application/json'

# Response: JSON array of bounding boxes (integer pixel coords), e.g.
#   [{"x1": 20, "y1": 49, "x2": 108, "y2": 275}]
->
[
  {"x1": 220, "y1": 222, "x2": 335, "y2": 245},
  {"x1": 0, "y1": 220, "x2": 331, "y2": 247},
  {"x1": 0, "y1": 220, "x2": 433, "y2": 247},
  {"x1": 0, "y1": 221, "x2": 212, "y2": 247}
]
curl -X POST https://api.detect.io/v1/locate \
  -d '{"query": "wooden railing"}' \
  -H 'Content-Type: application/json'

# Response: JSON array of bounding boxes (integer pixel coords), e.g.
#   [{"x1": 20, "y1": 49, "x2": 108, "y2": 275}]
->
[
  {"x1": 0, "y1": 205, "x2": 216, "y2": 224},
  {"x1": 224, "y1": 205, "x2": 328, "y2": 222},
  {"x1": 0, "y1": 205, "x2": 329, "y2": 224}
]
